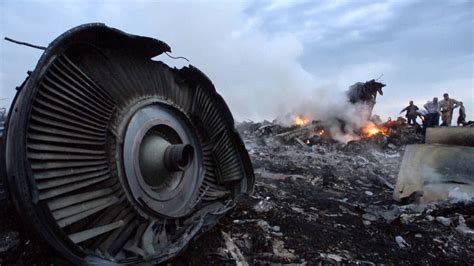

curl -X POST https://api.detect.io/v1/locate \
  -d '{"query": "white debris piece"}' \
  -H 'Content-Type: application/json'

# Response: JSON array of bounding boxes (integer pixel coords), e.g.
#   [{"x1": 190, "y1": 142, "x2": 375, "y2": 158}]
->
[
  {"x1": 320, "y1": 253, "x2": 343, "y2": 262},
  {"x1": 456, "y1": 216, "x2": 474, "y2": 235},
  {"x1": 222, "y1": 231, "x2": 248, "y2": 266},
  {"x1": 253, "y1": 200, "x2": 273, "y2": 213},
  {"x1": 435, "y1": 216, "x2": 452, "y2": 226},
  {"x1": 356, "y1": 156, "x2": 369, "y2": 166},
  {"x1": 395, "y1": 236, "x2": 410, "y2": 248},
  {"x1": 272, "y1": 239, "x2": 296, "y2": 260},
  {"x1": 291, "y1": 206, "x2": 305, "y2": 214}
]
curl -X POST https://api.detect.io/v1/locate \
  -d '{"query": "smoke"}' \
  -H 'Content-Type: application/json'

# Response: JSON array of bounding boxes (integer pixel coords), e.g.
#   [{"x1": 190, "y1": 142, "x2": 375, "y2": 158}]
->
[
  {"x1": 142, "y1": 2, "x2": 323, "y2": 122},
  {"x1": 148, "y1": 2, "x2": 377, "y2": 141},
  {"x1": 1, "y1": 1, "x2": 473, "y2": 122},
  {"x1": 0, "y1": 1, "x2": 378, "y2": 144},
  {"x1": 0, "y1": 1, "x2": 317, "y2": 119},
  {"x1": 275, "y1": 86, "x2": 374, "y2": 143}
]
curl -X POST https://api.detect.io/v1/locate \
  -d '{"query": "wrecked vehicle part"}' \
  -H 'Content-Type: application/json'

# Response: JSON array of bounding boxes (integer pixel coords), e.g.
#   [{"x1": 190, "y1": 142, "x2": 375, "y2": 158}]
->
[
  {"x1": 346, "y1": 79, "x2": 386, "y2": 118},
  {"x1": 394, "y1": 145, "x2": 474, "y2": 203},
  {"x1": 426, "y1": 127, "x2": 474, "y2": 147},
  {"x1": 0, "y1": 109, "x2": 7, "y2": 208},
  {"x1": 2, "y1": 24, "x2": 254, "y2": 264},
  {"x1": 394, "y1": 128, "x2": 474, "y2": 203}
]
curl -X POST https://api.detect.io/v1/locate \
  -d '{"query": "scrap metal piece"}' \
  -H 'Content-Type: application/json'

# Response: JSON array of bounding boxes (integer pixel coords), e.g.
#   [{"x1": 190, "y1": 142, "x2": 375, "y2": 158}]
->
[
  {"x1": 274, "y1": 124, "x2": 318, "y2": 143},
  {"x1": 2, "y1": 23, "x2": 254, "y2": 264},
  {"x1": 393, "y1": 144, "x2": 474, "y2": 203},
  {"x1": 68, "y1": 220, "x2": 125, "y2": 244},
  {"x1": 347, "y1": 79, "x2": 386, "y2": 117},
  {"x1": 426, "y1": 127, "x2": 474, "y2": 147}
]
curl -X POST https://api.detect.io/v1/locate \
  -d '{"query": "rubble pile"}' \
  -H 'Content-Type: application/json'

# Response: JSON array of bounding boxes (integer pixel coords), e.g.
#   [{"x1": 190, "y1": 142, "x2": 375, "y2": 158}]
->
[
  {"x1": 237, "y1": 117, "x2": 423, "y2": 147},
  {"x1": 1, "y1": 120, "x2": 473, "y2": 264},
  {"x1": 174, "y1": 121, "x2": 473, "y2": 264}
]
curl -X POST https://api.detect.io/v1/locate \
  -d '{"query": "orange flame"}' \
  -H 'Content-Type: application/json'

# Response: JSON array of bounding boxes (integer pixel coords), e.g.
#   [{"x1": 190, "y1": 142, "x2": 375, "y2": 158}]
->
[
  {"x1": 294, "y1": 115, "x2": 309, "y2": 126},
  {"x1": 317, "y1": 129, "x2": 325, "y2": 136},
  {"x1": 362, "y1": 123, "x2": 389, "y2": 137}
]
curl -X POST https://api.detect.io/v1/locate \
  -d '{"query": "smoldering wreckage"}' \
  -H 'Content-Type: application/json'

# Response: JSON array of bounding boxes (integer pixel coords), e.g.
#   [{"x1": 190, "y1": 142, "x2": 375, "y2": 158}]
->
[{"x1": 0, "y1": 24, "x2": 473, "y2": 265}]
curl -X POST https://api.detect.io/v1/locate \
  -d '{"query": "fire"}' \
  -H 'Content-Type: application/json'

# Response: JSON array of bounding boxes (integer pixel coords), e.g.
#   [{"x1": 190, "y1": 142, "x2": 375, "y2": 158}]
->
[
  {"x1": 362, "y1": 123, "x2": 389, "y2": 137},
  {"x1": 294, "y1": 115, "x2": 309, "y2": 126},
  {"x1": 317, "y1": 129, "x2": 325, "y2": 136}
]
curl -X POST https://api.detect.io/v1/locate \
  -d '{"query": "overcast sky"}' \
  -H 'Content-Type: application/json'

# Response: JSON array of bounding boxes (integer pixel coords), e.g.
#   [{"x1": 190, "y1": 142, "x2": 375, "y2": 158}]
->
[{"x1": 1, "y1": 0, "x2": 473, "y2": 121}]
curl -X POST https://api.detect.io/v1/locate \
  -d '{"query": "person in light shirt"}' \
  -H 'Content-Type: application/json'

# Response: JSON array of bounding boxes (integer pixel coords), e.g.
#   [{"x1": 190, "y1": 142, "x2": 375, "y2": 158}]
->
[
  {"x1": 423, "y1": 97, "x2": 439, "y2": 127},
  {"x1": 438, "y1": 93, "x2": 460, "y2": 126}
]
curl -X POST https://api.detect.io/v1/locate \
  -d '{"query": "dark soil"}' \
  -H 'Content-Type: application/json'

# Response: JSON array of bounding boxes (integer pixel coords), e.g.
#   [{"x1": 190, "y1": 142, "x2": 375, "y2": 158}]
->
[
  {"x1": 1, "y1": 124, "x2": 473, "y2": 265},
  {"x1": 174, "y1": 138, "x2": 474, "y2": 265}
]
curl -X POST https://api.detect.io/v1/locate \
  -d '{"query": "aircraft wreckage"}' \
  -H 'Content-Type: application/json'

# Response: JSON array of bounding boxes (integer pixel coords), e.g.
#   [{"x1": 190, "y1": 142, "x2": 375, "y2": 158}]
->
[{"x1": 0, "y1": 23, "x2": 254, "y2": 264}]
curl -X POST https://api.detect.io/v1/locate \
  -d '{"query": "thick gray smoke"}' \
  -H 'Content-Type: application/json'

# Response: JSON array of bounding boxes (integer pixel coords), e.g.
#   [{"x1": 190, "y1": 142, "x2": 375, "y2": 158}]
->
[
  {"x1": 275, "y1": 87, "x2": 374, "y2": 143},
  {"x1": 0, "y1": 1, "x2": 381, "y2": 135},
  {"x1": 1, "y1": 1, "x2": 473, "y2": 123}
]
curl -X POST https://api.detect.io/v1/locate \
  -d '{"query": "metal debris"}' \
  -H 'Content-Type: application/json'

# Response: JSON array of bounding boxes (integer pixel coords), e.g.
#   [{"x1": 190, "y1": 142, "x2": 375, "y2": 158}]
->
[
  {"x1": 0, "y1": 23, "x2": 254, "y2": 264},
  {"x1": 222, "y1": 231, "x2": 248, "y2": 266},
  {"x1": 395, "y1": 236, "x2": 410, "y2": 248},
  {"x1": 394, "y1": 128, "x2": 474, "y2": 203}
]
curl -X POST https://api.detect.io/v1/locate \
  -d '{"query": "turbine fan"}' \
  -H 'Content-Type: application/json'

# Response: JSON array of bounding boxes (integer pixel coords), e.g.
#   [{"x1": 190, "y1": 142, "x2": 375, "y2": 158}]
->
[{"x1": 2, "y1": 24, "x2": 254, "y2": 264}]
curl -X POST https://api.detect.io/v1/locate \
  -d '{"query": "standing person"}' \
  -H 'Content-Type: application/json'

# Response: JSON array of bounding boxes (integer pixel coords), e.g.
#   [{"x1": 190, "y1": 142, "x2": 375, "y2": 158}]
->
[
  {"x1": 424, "y1": 97, "x2": 439, "y2": 127},
  {"x1": 438, "y1": 93, "x2": 460, "y2": 126},
  {"x1": 416, "y1": 109, "x2": 429, "y2": 135},
  {"x1": 457, "y1": 101, "x2": 466, "y2": 126},
  {"x1": 400, "y1": 100, "x2": 419, "y2": 125}
]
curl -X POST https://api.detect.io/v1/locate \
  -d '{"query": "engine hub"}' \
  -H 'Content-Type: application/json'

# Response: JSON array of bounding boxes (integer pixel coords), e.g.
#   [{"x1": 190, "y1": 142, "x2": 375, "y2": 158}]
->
[{"x1": 120, "y1": 101, "x2": 203, "y2": 218}]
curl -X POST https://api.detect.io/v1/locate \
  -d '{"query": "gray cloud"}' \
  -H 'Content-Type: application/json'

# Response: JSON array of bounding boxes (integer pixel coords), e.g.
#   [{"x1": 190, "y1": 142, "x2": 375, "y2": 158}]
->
[{"x1": 250, "y1": 0, "x2": 473, "y2": 119}]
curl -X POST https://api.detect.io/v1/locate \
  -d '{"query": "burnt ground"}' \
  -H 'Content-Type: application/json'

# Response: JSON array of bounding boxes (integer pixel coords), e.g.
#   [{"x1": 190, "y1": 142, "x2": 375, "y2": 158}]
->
[
  {"x1": 172, "y1": 135, "x2": 474, "y2": 265},
  {"x1": 174, "y1": 127, "x2": 474, "y2": 265},
  {"x1": 1, "y1": 124, "x2": 474, "y2": 265}
]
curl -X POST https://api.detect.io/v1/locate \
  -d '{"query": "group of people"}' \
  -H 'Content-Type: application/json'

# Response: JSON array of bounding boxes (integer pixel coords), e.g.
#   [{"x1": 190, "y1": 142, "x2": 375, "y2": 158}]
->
[{"x1": 400, "y1": 93, "x2": 468, "y2": 132}]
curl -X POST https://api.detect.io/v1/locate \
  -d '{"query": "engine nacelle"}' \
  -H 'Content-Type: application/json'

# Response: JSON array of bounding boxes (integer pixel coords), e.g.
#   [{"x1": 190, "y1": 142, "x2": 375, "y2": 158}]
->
[{"x1": 0, "y1": 24, "x2": 254, "y2": 264}]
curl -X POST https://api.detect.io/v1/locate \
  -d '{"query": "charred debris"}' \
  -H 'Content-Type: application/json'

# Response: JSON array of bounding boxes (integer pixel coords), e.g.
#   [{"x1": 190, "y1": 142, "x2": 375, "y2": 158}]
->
[
  {"x1": 192, "y1": 116, "x2": 472, "y2": 265},
  {"x1": 1, "y1": 26, "x2": 473, "y2": 265},
  {"x1": 174, "y1": 78, "x2": 473, "y2": 264}
]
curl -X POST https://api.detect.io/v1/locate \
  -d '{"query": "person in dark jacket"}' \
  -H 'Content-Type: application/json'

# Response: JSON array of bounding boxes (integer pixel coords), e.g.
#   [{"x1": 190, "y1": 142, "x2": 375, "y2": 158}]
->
[{"x1": 400, "y1": 100, "x2": 419, "y2": 125}]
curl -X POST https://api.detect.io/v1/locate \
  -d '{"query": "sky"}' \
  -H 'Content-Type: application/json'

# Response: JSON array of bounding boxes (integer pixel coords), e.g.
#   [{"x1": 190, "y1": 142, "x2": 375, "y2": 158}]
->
[{"x1": 0, "y1": 0, "x2": 473, "y2": 122}]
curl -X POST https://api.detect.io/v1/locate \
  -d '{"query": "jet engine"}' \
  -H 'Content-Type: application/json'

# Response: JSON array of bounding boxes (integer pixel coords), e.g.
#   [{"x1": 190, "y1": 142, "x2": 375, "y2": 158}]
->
[{"x1": 0, "y1": 23, "x2": 254, "y2": 264}]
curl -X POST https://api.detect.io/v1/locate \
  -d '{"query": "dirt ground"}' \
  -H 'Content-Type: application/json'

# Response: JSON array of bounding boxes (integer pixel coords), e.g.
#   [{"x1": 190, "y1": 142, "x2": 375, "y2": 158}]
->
[{"x1": 1, "y1": 123, "x2": 473, "y2": 265}]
